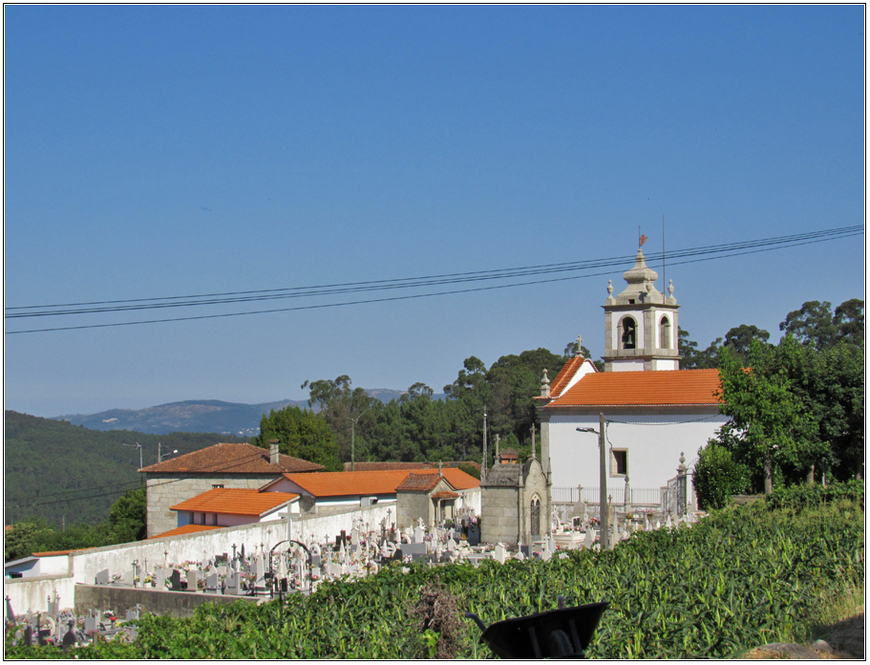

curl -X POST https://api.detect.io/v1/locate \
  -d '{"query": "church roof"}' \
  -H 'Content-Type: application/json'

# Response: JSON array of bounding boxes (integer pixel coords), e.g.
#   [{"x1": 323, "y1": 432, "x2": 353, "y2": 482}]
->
[
  {"x1": 549, "y1": 356, "x2": 585, "y2": 396},
  {"x1": 544, "y1": 369, "x2": 721, "y2": 408}
]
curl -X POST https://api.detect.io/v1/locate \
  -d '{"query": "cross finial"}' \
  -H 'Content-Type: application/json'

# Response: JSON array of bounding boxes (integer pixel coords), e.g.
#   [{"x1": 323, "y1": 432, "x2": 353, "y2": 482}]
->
[{"x1": 576, "y1": 334, "x2": 584, "y2": 357}]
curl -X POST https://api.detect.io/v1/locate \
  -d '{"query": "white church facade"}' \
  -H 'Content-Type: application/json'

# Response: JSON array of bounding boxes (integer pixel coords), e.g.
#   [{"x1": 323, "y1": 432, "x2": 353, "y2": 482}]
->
[{"x1": 537, "y1": 248, "x2": 729, "y2": 507}]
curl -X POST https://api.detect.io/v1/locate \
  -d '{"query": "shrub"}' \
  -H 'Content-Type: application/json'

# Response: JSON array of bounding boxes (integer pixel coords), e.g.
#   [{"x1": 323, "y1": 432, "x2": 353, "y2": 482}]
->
[{"x1": 693, "y1": 441, "x2": 752, "y2": 510}]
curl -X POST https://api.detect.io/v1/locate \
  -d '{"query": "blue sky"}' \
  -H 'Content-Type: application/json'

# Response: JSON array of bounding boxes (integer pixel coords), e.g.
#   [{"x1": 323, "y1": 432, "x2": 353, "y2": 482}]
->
[{"x1": 4, "y1": 5, "x2": 865, "y2": 418}]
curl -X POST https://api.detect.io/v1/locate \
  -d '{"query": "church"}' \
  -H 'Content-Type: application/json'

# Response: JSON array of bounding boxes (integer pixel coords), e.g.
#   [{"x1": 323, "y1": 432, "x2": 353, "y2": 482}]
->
[{"x1": 536, "y1": 247, "x2": 728, "y2": 508}]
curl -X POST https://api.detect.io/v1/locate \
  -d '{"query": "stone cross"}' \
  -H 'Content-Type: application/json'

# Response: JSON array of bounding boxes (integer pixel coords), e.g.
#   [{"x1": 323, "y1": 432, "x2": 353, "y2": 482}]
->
[{"x1": 576, "y1": 334, "x2": 583, "y2": 356}]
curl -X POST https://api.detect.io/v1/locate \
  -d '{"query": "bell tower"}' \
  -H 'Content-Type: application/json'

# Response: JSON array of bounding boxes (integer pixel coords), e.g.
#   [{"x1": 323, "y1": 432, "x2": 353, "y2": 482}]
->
[{"x1": 602, "y1": 248, "x2": 680, "y2": 372}]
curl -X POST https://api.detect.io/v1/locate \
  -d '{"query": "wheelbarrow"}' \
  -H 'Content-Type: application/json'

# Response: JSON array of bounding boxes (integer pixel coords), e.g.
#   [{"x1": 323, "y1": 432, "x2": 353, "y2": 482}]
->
[{"x1": 465, "y1": 595, "x2": 608, "y2": 659}]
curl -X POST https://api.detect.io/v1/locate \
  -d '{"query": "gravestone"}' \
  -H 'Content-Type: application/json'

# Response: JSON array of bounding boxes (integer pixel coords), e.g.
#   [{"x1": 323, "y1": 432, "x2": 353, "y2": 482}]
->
[
  {"x1": 226, "y1": 571, "x2": 242, "y2": 596},
  {"x1": 204, "y1": 573, "x2": 219, "y2": 594},
  {"x1": 168, "y1": 569, "x2": 183, "y2": 590},
  {"x1": 540, "y1": 549, "x2": 552, "y2": 562},
  {"x1": 414, "y1": 526, "x2": 425, "y2": 544},
  {"x1": 61, "y1": 624, "x2": 77, "y2": 651},
  {"x1": 118, "y1": 569, "x2": 134, "y2": 586},
  {"x1": 94, "y1": 569, "x2": 109, "y2": 585},
  {"x1": 310, "y1": 553, "x2": 322, "y2": 568},
  {"x1": 400, "y1": 542, "x2": 427, "y2": 557},
  {"x1": 585, "y1": 529, "x2": 595, "y2": 550},
  {"x1": 187, "y1": 569, "x2": 199, "y2": 592},
  {"x1": 155, "y1": 567, "x2": 166, "y2": 589},
  {"x1": 493, "y1": 544, "x2": 507, "y2": 564},
  {"x1": 84, "y1": 614, "x2": 97, "y2": 636}
]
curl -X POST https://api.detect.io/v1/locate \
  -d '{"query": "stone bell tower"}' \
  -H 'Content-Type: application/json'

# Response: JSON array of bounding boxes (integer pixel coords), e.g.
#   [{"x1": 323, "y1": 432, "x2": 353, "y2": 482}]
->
[{"x1": 602, "y1": 247, "x2": 680, "y2": 372}]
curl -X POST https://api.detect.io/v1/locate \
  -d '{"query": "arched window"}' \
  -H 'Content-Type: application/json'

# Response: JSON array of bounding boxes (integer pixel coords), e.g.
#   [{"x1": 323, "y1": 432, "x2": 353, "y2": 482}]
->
[
  {"x1": 530, "y1": 495, "x2": 541, "y2": 539},
  {"x1": 621, "y1": 318, "x2": 636, "y2": 349},
  {"x1": 660, "y1": 315, "x2": 671, "y2": 349}
]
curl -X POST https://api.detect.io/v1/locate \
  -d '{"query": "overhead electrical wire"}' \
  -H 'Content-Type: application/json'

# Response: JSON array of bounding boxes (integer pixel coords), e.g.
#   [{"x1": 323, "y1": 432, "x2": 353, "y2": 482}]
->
[{"x1": 5, "y1": 225, "x2": 862, "y2": 335}]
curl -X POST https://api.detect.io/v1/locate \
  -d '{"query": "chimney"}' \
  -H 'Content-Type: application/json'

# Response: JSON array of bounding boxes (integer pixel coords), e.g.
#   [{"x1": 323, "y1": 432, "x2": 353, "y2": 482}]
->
[{"x1": 269, "y1": 440, "x2": 280, "y2": 466}]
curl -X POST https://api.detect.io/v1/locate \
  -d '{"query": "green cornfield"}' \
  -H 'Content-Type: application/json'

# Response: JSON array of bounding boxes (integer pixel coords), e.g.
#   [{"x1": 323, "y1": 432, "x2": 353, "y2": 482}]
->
[{"x1": 7, "y1": 485, "x2": 864, "y2": 659}]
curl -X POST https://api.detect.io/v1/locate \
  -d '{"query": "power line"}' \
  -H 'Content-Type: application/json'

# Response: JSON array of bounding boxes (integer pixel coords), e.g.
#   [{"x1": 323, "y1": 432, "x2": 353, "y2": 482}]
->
[{"x1": 5, "y1": 225, "x2": 862, "y2": 335}]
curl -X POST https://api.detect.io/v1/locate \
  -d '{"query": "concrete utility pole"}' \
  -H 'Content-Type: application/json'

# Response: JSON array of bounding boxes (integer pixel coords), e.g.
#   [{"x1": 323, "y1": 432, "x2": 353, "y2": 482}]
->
[
  {"x1": 482, "y1": 409, "x2": 488, "y2": 480},
  {"x1": 577, "y1": 413, "x2": 609, "y2": 551}
]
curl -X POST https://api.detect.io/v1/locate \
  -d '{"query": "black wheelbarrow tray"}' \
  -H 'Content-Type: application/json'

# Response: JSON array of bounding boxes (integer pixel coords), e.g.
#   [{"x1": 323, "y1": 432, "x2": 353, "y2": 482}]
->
[{"x1": 465, "y1": 597, "x2": 609, "y2": 659}]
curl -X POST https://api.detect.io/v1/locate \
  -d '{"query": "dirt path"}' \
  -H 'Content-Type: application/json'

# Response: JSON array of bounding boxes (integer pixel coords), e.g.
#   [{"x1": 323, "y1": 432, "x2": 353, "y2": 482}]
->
[{"x1": 742, "y1": 610, "x2": 864, "y2": 659}]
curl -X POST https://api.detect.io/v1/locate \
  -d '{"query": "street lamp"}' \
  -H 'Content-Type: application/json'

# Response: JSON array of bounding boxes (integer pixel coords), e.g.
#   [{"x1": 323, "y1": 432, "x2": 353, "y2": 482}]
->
[
  {"x1": 124, "y1": 442, "x2": 143, "y2": 470},
  {"x1": 124, "y1": 442, "x2": 144, "y2": 485},
  {"x1": 157, "y1": 442, "x2": 178, "y2": 463},
  {"x1": 577, "y1": 413, "x2": 609, "y2": 551}
]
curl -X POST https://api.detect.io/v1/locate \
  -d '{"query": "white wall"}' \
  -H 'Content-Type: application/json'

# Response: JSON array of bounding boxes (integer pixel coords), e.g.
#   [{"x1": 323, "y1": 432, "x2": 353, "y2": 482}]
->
[
  {"x1": 548, "y1": 412, "x2": 728, "y2": 491},
  {"x1": 5, "y1": 503, "x2": 397, "y2": 615}
]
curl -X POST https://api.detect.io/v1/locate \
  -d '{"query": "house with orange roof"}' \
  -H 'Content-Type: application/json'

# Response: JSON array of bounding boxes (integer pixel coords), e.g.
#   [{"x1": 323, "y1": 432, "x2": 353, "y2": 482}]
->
[
  {"x1": 537, "y1": 248, "x2": 729, "y2": 509},
  {"x1": 261, "y1": 466, "x2": 481, "y2": 521},
  {"x1": 164, "y1": 488, "x2": 300, "y2": 533},
  {"x1": 139, "y1": 442, "x2": 323, "y2": 538}
]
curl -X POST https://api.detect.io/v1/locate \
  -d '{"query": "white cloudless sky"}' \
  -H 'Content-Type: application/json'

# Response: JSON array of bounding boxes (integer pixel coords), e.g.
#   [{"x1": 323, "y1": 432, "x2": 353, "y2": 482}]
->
[{"x1": 4, "y1": 5, "x2": 865, "y2": 418}]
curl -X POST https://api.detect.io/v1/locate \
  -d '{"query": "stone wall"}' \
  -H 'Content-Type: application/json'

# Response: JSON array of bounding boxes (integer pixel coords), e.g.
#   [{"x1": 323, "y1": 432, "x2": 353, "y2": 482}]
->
[
  {"x1": 481, "y1": 485, "x2": 520, "y2": 545},
  {"x1": 74, "y1": 584, "x2": 259, "y2": 618},
  {"x1": 146, "y1": 473, "x2": 282, "y2": 538}
]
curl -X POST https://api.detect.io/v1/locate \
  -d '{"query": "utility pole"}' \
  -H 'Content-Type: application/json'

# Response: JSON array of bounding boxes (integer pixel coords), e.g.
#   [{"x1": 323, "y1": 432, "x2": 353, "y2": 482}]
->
[
  {"x1": 482, "y1": 409, "x2": 488, "y2": 480},
  {"x1": 577, "y1": 413, "x2": 609, "y2": 551},
  {"x1": 597, "y1": 413, "x2": 609, "y2": 551}
]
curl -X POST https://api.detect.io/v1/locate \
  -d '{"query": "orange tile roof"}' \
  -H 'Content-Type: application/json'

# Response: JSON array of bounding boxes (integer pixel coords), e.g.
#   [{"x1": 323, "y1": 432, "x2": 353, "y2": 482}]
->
[
  {"x1": 148, "y1": 524, "x2": 224, "y2": 539},
  {"x1": 170, "y1": 488, "x2": 299, "y2": 516},
  {"x1": 547, "y1": 356, "x2": 588, "y2": 397},
  {"x1": 343, "y1": 461, "x2": 481, "y2": 471},
  {"x1": 284, "y1": 467, "x2": 479, "y2": 497},
  {"x1": 545, "y1": 369, "x2": 722, "y2": 407},
  {"x1": 396, "y1": 473, "x2": 443, "y2": 492},
  {"x1": 139, "y1": 443, "x2": 324, "y2": 474}
]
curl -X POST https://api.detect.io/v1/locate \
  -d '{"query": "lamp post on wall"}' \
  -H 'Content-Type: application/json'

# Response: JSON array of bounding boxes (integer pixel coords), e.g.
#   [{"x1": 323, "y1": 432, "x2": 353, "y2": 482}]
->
[{"x1": 577, "y1": 413, "x2": 609, "y2": 551}]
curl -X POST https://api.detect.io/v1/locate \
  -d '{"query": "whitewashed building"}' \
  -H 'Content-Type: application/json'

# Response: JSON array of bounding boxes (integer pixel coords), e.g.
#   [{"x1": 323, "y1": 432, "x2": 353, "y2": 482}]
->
[{"x1": 537, "y1": 248, "x2": 728, "y2": 507}]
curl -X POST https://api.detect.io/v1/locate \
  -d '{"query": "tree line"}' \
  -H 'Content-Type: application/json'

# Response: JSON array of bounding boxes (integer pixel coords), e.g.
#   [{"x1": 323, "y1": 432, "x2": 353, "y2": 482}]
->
[
  {"x1": 255, "y1": 299, "x2": 863, "y2": 506},
  {"x1": 693, "y1": 299, "x2": 864, "y2": 508}
]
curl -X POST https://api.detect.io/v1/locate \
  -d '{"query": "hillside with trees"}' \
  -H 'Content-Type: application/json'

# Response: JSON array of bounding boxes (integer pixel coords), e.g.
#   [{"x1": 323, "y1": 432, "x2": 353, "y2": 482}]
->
[{"x1": 4, "y1": 411, "x2": 246, "y2": 527}]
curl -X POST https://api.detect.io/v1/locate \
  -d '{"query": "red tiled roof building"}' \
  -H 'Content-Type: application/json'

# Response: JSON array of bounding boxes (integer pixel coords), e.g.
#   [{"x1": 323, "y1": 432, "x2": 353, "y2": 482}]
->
[
  {"x1": 536, "y1": 248, "x2": 729, "y2": 510},
  {"x1": 140, "y1": 442, "x2": 322, "y2": 538}
]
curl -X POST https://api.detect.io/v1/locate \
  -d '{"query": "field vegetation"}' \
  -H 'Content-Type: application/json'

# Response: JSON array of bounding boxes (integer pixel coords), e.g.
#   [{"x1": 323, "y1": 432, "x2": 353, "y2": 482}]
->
[{"x1": 6, "y1": 481, "x2": 863, "y2": 659}]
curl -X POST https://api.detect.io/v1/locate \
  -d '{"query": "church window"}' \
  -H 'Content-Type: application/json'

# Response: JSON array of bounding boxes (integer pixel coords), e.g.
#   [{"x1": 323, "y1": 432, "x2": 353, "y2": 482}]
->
[
  {"x1": 610, "y1": 449, "x2": 628, "y2": 477},
  {"x1": 530, "y1": 496, "x2": 541, "y2": 539},
  {"x1": 621, "y1": 318, "x2": 636, "y2": 349},
  {"x1": 660, "y1": 316, "x2": 671, "y2": 349}
]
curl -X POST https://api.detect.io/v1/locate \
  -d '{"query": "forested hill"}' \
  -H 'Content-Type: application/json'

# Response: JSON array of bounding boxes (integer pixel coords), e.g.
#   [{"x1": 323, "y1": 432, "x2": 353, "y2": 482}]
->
[{"x1": 4, "y1": 411, "x2": 247, "y2": 527}]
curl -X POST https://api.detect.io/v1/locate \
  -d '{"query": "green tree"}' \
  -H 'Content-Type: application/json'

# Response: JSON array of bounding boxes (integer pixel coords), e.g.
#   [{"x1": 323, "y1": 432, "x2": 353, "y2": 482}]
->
[
  {"x1": 779, "y1": 300, "x2": 839, "y2": 351},
  {"x1": 833, "y1": 298, "x2": 864, "y2": 347},
  {"x1": 692, "y1": 441, "x2": 752, "y2": 510},
  {"x1": 305, "y1": 375, "x2": 379, "y2": 464},
  {"x1": 716, "y1": 340, "x2": 819, "y2": 494},
  {"x1": 109, "y1": 486, "x2": 147, "y2": 541},
  {"x1": 253, "y1": 405, "x2": 342, "y2": 471},
  {"x1": 721, "y1": 324, "x2": 771, "y2": 365},
  {"x1": 773, "y1": 335, "x2": 864, "y2": 482}
]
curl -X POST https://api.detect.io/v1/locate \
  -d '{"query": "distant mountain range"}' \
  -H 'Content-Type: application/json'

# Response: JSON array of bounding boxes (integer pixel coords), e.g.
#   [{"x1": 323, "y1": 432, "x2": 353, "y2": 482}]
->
[{"x1": 52, "y1": 389, "x2": 421, "y2": 436}]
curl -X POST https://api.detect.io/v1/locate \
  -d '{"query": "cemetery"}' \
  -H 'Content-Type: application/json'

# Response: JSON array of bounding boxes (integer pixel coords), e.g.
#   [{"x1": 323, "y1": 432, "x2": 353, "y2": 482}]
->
[{"x1": 5, "y1": 474, "x2": 699, "y2": 643}]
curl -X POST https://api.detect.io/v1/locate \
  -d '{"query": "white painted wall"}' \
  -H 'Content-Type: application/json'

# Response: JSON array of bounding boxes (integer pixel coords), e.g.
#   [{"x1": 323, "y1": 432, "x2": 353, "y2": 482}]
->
[
  {"x1": 548, "y1": 412, "x2": 728, "y2": 491},
  {"x1": 5, "y1": 503, "x2": 397, "y2": 615}
]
